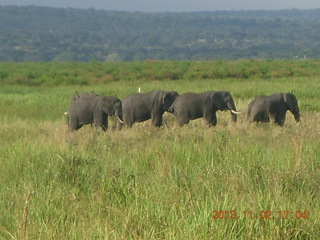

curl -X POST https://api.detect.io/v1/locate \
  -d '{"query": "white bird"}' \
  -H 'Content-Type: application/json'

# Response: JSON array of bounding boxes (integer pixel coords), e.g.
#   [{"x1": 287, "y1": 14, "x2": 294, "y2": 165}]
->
[{"x1": 138, "y1": 87, "x2": 141, "y2": 93}]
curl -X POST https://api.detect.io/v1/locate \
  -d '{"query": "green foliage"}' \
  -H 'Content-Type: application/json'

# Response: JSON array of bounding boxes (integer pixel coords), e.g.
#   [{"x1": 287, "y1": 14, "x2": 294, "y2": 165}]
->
[{"x1": 2, "y1": 6, "x2": 320, "y2": 61}]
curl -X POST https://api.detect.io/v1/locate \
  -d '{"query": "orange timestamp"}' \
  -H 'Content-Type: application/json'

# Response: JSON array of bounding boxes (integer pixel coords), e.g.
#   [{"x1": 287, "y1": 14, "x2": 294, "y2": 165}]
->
[{"x1": 212, "y1": 210, "x2": 308, "y2": 219}]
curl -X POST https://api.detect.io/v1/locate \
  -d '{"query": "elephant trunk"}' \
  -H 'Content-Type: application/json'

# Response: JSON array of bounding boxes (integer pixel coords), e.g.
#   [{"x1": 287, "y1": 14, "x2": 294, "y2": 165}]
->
[
  {"x1": 114, "y1": 103, "x2": 124, "y2": 124},
  {"x1": 287, "y1": 94, "x2": 300, "y2": 123},
  {"x1": 292, "y1": 105, "x2": 300, "y2": 123},
  {"x1": 226, "y1": 99, "x2": 238, "y2": 122}
]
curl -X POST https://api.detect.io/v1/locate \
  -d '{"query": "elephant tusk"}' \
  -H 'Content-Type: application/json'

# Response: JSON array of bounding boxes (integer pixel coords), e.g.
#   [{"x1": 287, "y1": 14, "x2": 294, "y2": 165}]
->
[
  {"x1": 230, "y1": 109, "x2": 241, "y2": 114},
  {"x1": 64, "y1": 111, "x2": 68, "y2": 115},
  {"x1": 116, "y1": 116, "x2": 124, "y2": 124}
]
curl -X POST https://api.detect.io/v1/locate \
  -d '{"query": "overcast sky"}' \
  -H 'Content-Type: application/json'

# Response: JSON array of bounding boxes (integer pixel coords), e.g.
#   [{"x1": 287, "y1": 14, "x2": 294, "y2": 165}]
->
[{"x1": 1, "y1": 0, "x2": 320, "y2": 12}]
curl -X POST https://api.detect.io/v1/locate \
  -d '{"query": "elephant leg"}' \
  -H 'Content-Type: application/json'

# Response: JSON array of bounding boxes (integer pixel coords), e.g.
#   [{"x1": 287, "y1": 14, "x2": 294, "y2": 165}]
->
[
  {"x1": 94, "y1": 111, "x2": 108, "y2": 131},
  {"x1": 151, "y1": 116, "x2": 162, "y2": 127},
  {"x1": 178, "y1": 117, "x2": 189, "y2": 126},
  {"x1": 176, "y1": 113, "x2": 190, "y2": 126},
  {"x1": 123, "y1": 114, "x2": 134, "y2": 128},
  {"x1": 247, "y1": 110, "x2": 254, "y2": 123},
  {"x1": 205, "y1": 113, "x2": 217, "y2": 127},
  {"x1": 101, "y1": 115, "x2": 108, "y2": 131},
  {"x1": 274, "y1": 113, "x2": 286, "y2": 126},
  {"x1": 69, "y1": 115, "x2": 81, "y2": 130},
  {"x1": 248, "y1": 115, "x2": 255, "y2": 124},
  {"x1": 151, "y1": 111, "x2": 163, "y2": 127},
  {"x1": 253, "y1": 111, "x2": 269, "y2": 123}
]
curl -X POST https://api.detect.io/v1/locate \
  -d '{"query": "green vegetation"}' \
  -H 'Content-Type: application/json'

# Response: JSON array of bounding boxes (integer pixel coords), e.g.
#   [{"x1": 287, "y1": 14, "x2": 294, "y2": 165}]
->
[
  {"x1": 1, "y1": 60, "x2": 320, "y2": 86},
  {"x1": 0, "y1": 61, "x2": 320, "y2": 239},
  {"x1": 1, "y1": 6, "x2": 320, "y2": 61}
]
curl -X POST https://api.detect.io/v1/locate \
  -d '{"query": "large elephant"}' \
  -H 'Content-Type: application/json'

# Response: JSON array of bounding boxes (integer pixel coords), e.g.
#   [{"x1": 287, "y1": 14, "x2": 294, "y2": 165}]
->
[
  {"x1": 121, "y1": 90, "x2": 179, "y2": 127},
  {"x1": 169, "y1": 91, "x2": 240, "y2": 126},
  {"x1": 247, "y1": 92, "x2": 300, "y2": 126},
  {"x1": 66, "y1": 92, "x2": 123, "y2": 131}
]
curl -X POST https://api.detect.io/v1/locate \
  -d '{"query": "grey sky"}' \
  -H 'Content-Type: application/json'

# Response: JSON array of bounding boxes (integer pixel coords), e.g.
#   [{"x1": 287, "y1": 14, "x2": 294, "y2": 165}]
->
[{"x1": 1, "y1": 0, "x2": 320, "y2": 12}]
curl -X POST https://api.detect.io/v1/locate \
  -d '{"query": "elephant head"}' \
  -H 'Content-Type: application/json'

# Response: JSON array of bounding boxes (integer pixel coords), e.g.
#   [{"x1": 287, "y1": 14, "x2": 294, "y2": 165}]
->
[
  {"x1": 212, "y1": 91, "x2": 240, "y2": 122},
  {"x1": 163, "y1": 91, "x2": 179, "y2": 111},
  {"x1": 283, "y1": 93, "x2": 300, "y2": 122},
  {"x1": 97, "y1": 96, "x2": 123, "y2": 123}
]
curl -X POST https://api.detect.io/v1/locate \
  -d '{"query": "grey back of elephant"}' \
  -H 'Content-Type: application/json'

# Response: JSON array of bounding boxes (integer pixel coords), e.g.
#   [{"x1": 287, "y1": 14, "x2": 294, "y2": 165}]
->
[
  {"x1": 70, "y1": 92, "x2": 98, "y2": 102},
  {"x1": 122, "y1": 90, "x2": 179, "y2": 127}
]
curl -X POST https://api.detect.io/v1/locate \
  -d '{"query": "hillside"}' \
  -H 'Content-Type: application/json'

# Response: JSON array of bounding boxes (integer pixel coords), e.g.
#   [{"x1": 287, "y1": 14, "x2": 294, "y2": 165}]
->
[{"x1": 1, "y1": 6, "x2": 320, "y2": 61}]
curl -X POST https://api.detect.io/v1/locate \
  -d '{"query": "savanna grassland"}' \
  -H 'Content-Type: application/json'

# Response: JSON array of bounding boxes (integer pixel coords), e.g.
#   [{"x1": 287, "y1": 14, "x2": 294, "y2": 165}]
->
[{"x1": 0, "y1": 60, "x2": 320, "y2": 239}]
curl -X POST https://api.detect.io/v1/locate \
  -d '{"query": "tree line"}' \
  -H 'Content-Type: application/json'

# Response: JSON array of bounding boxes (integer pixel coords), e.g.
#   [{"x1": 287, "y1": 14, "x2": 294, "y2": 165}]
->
[{"x1": 1, "y1": 6, "x2": 320, "y2": 62}]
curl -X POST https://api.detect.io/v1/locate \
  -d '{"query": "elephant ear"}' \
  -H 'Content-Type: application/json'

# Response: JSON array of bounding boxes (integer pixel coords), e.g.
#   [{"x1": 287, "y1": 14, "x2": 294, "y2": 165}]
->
[
  {"x1": 113, "y1": 99, "x2": 122, "y2": 115},
  {"x1": 113, "y1": 99, "x2": 121, "y2": 109},
  {"x1": 170, "y1": 91, "x2": 179, "y2": 98},
  {"x1": 98, "y1": 97, "x2": 114, "y2": 115},
  {"x1": 211, "y1": 92, "x2": 226, "y2": 110},
  {"x1": 162, "y1": 92, "x2": 176, "y2": 111},
  {"x1": 283, "y1": 93, "x2": 295, "y2": 110}
]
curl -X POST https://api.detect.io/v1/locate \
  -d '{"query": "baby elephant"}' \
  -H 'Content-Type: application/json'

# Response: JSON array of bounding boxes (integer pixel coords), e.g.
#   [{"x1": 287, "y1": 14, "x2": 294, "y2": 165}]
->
[
  {"x1": 66, "y1": 92, "x2": 123, "y2": 131},
  {"x1": 247, "y1": 92, "x2": 300, "y2": 126},
  {"x1": 169, "y1": 91, "x2": 240, "y2": 127}
]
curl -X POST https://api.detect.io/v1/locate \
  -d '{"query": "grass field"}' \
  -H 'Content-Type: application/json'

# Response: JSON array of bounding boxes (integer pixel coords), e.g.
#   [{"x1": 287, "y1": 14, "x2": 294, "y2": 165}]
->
[{"x1": 0, "y1": 65, "x2": 320, "y2": 239}]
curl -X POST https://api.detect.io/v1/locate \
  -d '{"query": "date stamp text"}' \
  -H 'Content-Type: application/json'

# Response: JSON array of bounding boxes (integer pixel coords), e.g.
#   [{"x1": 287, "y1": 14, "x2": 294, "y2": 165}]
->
[{"x1": 212, "y1": 211, "x2": 308, "y2": 219}]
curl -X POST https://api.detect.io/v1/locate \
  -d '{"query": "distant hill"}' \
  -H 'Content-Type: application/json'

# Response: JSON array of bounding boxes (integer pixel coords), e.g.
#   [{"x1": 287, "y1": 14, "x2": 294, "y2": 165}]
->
[{"x1": 1, "y1": 6, "x2": 320, "y2": 61}]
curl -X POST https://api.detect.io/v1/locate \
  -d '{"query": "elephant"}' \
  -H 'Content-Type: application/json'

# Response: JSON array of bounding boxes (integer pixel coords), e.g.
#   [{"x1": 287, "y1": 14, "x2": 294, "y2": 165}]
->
[
  {"x1": 247, "y1": 92, "x2": 300, "y2": 126},
  {"x1": 121, "y1": 90, "x2": 179, "y2": 127},
  {"x1": 168, "y1": 91, "x2": 240, "y2": 127},
  {"x1": 66, "y1": 92, "x2": 123, "y2": 131}
]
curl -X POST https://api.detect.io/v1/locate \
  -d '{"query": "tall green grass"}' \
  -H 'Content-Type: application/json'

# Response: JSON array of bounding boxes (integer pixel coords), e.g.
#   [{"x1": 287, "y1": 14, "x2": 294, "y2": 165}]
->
[
  {"x1": 0, "y1": 72, "x2": 320, "y2": 239},
  {"x1": 1, "y1": 118, "x2": 319, "y2": 239}
]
